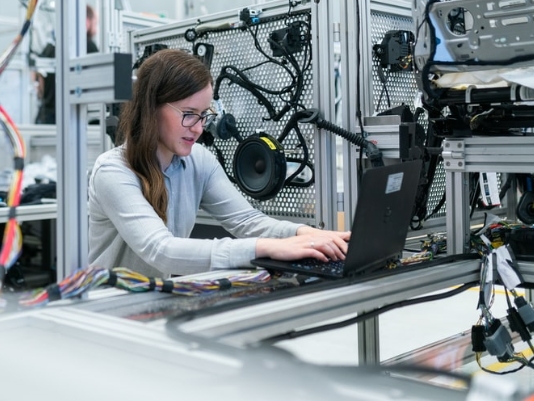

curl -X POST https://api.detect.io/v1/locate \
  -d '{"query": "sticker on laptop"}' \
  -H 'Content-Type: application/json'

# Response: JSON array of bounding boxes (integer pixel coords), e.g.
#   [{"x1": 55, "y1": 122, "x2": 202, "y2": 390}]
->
[{"x1": 385, "y1": 172, "x2": 403, "y2": 194}]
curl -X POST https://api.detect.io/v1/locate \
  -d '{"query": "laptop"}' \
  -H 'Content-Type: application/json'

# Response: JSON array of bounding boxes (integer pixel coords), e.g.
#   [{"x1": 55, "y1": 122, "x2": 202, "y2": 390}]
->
[{"x1": 251, "y1": 160, "x2": 422, "y2": 279}]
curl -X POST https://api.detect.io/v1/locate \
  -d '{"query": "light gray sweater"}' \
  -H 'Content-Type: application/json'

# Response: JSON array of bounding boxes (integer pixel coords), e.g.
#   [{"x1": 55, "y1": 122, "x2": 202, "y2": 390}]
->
[{"x1": 88, "y1": 144, "x2": 302, "y2": 277}]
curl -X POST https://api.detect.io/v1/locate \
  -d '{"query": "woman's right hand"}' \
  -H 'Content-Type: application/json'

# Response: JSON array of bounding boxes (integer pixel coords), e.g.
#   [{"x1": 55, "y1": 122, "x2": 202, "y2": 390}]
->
[{"x1": 255, "y1": 233, "x2": 348, "y2": 262}]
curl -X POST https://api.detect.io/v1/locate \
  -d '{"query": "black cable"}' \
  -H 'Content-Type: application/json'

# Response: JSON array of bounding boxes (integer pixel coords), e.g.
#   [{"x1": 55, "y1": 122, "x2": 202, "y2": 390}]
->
[
  {"x1": 285, "y1": 158, "x2": 314, "y2": 187},
  {"x1": 278, "y1": 110, "x2": 314, "y2": 186},
  {"x1": 479, "y1": 355, "x2": 534, "y2": 375},
  {"x1": 212, "y1": 14, "x2": 311, "y2": 123},
  {"x1": 375, "y1": 65, "x2": 391, "y2": 112},
  {"x1": 499, "y1": 173, "x2": 515, "y2": 201},
  {"x1": 281, "y1": 122, "x2": 314, "y2": 188},
  {"x1": 314, "y1": 116, "x2": 368, "y2": 148},
  {"x1": 424, "y1": 191, "x2": 446, "y2": 221},
  {"x1": 247, "y1": 24, "x2": 298, "y2": 82},
  {"x1": 295, "y1": 109, "x2": 383, "y2": 167},
  {"x1": 263, "y1": 282, "x2": 477, "y2": 343},
  {"x1": 0, "y1": 265, "x2": 5, "y2": 289},
  {"x1": 212, "y1": 142, "x2": 236, "y2": 184},
  {"x1": 469, "y1": 173, "x2": 481, "y2": 219},
  {"x1": 350, "y1": 0, "x2": 366, "y2": 185},
  {"x1": 505, "y1": 287, "x2": 513, "y2": 310},
  {"x1": 213, "y1": 68, "x2": 279, "y2": 120}
]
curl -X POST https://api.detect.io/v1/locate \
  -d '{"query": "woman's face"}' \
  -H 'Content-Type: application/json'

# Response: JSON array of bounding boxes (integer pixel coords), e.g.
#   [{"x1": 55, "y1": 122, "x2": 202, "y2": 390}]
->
[{"x1": 156, "y1": 84, "x2": 213, "y2": 168}]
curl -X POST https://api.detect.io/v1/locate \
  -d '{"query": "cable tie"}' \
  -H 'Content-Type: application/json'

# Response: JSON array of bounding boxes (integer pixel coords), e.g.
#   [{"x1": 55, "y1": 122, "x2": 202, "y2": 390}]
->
[
  {"x1": 8, "y1": 207, "x2": 17, "y2": 219},
  {"x1": 46, "y1": 283, "x2": 62, "y2": 302},
  {"x1": 162, "y1": 280, "x2": 174, "y2": 293},
  {"x1": 148, "y1": 277, "x2": 156, "y2": 291},
  {"x1": 216, "y1": 278, "x2": 232, "y2": 291},
  {"x1": 106, "y1": 270, "x2": 117, "y2": 287},
  {"x1": 465, "y1": 85, "x2": 475, "y2": 104},
  {"x1": 14, "y1": 157, "x2": 24, "y2": 171}
]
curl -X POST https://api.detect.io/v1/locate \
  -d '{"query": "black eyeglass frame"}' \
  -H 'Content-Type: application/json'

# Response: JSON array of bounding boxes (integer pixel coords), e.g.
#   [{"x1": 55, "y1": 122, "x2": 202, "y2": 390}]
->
[{"x1": 165, "y1": 103, "x2": 218, "y2": 128}]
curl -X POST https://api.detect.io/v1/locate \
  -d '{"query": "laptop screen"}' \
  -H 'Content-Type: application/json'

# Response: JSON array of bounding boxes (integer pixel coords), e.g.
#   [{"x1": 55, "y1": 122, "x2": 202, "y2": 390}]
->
[
  {"x1": 342, "y1": 159, "x2": 422, "y2": 276},
  {"x1": 250, "y1": 160, "x2": 422, "y2": 279}
]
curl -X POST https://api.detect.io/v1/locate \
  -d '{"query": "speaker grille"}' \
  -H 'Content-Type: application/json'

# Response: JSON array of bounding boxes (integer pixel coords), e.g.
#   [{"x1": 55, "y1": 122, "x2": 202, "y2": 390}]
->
[{"x1": 234, "y1": 135, "x2": 287, "y2": 201}]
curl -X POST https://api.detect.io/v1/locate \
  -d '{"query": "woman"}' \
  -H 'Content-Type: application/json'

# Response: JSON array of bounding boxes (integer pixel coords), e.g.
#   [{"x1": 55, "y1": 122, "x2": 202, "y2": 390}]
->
[{"x1": 88, "y1": 49, "x2": 349, "y2": 278}]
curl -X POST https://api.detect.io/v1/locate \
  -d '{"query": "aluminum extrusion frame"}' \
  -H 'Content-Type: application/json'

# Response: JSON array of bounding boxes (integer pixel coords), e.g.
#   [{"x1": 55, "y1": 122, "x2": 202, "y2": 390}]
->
[{"x1": 442, "y1": 137, "x2": 534, "y2": 254}]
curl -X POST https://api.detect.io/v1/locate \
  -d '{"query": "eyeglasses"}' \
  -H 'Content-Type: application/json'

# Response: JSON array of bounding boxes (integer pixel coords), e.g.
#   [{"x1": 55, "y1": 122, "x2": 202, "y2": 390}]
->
[{"x1": 165, "y1": 103, "x2": 218, "y2": 128}]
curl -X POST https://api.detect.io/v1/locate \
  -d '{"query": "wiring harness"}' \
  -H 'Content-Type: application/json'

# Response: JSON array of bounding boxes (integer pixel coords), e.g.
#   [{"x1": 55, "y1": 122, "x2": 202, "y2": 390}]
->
[
  {"x1": 471, "y1": 218, "x2": 534, "y2": 374},
  {"x1": 0, "y1": 0, "x2": 38, "y2": 75},
  {"x1": 0, "y1": 0, "x2": 37, "y2": 299},
  {"x1": 0, "y1": 105, "x2": 26, "y2": 282},
  {"x1": 397, "y1": 233, "x2": 447, "y2": 267},
  {"x1": 212, "y1": 11, "x2": 312, "y2": 123},
  {"x1": 18, "y1": 266, "x2": 271, "y2": 308}
]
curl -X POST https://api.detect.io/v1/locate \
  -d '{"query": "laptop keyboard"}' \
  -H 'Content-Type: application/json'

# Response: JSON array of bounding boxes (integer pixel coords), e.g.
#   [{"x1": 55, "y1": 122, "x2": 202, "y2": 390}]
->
[{"x1": 290, "y1": 258, "x2": 345, "y2": 277}]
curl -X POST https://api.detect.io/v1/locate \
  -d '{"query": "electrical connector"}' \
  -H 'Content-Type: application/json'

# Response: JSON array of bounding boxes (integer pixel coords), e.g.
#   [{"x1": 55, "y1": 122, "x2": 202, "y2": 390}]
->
[
  {"x1": 471, "y1": 325, "x2": 487, "y2": 353},
  {"x1": 507, "y1": 307, "x2": 531, "y2": 342},
  {"x1": 239, "y1": 8, "x2": 262, "y2": 25},
  {"x1": 514, "y1": 296, "x2": 534, "y2": 331},
  {"x1": 365, "y1": 141, "x2": 384, "y2": 167},
  {"x1": 269, "y1": 22, "x2": 303, "y2": 57},
  {"x1": 483, "y1": 320, "x2": 514, "y2": 361}
]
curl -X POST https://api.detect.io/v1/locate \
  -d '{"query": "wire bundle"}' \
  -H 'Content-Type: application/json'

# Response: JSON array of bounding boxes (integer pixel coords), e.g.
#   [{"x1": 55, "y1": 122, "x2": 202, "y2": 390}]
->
[
  {"x1": 470, "y1": 226, "x2": 534, "y2": 375},
  {"x1": 0, "y1": 0, "x2": 38, "y2": 289},
  {"x1": 0, "y1": 105, "x2": 26, "y2": 278},
  {"x1": 0, "y1": 0, "x2": 39, "y2": 76},
  {"x1": 397, "y1": 233, "x2": 447, "y2": 266},
  {"x1": 19, "y1": 266, "x2": 110, "y2": 307},
  {"x1": 105, "y1": 267, "x2": 271, "y2": 296},
  {"x1": 19, "y1": 266, "x2": 271, "y2": 307},
  {"x1": 470, "y1": 220, "x2": 530, "y2": 256}
]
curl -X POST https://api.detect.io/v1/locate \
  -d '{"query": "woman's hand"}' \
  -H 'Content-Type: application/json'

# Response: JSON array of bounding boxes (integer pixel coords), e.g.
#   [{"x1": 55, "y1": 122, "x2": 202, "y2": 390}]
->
[{"x1": 256, "y1": 227, "x2": 351, "y2": 262}]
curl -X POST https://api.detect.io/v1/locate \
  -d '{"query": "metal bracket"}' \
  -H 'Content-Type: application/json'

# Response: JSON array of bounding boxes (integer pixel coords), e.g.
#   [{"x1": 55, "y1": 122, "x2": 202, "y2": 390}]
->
[
  {"x1": 442, "y1": 139, "x2": 465, "y2": 171},
  {"x1": 69, "y1": 52, "x2": 132, "y2": 104},
  {"x1": 356, "y1": 115, "x2": 402, "y2": 158},
  {"x1": 442, "y1": 136, "x2": 534, "y2": 173}
]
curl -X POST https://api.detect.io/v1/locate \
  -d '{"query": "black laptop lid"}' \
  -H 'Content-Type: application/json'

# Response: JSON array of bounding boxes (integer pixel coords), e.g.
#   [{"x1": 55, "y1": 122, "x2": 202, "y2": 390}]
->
[
  {"x1": 250, "y1": 160, "x2": 422, "y2": 278},
  {"x1": 342, "y1": 159, "x2": 421, "y2": 275}
]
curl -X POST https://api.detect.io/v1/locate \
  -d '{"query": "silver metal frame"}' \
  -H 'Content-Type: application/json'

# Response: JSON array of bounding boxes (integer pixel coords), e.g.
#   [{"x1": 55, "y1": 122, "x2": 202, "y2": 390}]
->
[
  {"x1": 443, "y1": 137, "x2": 534, "y2": 254},
  {"x1": 69, "y1": 53, "x2": 132, "y2": 104},
  {"x1": 55, "y1": 1, "x2": 134, "y2": 280},
  {"x1": 56, "y1": 1, "x2": 90, "y2": 280},
  {"x1": 340, "y1": 0, "x2": 417, "y2": 364},
  {"x1": 313, "y1": 0, "x2": 340, "y2": 230},
  {"x1": 170, "y1": 257, "x2": 498, "y2": 347},
  {"x1": 0, "y1": 204, "x2": 57, "y2": 224}
]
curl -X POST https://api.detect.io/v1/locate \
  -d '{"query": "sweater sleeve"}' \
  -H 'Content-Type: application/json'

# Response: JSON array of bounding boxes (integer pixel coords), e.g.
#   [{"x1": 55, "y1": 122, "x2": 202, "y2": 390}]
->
[
  {"x1": 88, "y1": 147, "x2": 302, "y2": 275},
  {"x1": 199, "y1": 157, "x2": 303, "y2": 240}
]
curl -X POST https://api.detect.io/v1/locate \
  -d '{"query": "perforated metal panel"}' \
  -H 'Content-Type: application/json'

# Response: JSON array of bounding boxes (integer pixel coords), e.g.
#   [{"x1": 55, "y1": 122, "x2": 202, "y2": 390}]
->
[
  {"x1": 131, "y1": 5, "x2": 317, "y2": 222},
  {"x1": 369, "y1": 9, "x2": 447, "y2": 220},
  {"x1": 369, "y1": 12, "x2": 417, "y2": 115}
]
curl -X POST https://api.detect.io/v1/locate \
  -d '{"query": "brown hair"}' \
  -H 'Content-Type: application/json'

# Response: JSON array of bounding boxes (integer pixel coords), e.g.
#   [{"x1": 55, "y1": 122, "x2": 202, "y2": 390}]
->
[
  {"x1": 86, "y1": 5, "x2": 95, "y2": 20},
  {"x1": 116, "y1": 49, "x2": 213, "y2": 222}
]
